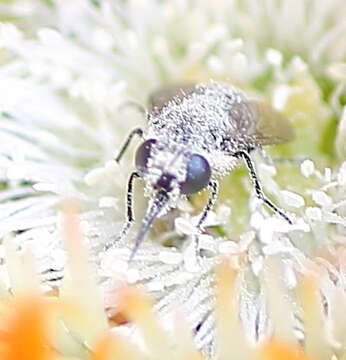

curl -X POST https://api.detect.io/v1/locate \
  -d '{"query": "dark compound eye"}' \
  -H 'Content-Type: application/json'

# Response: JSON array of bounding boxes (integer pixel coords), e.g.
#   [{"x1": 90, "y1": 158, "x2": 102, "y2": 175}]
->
[
  {"x1": 180, "y1": 154, "x2": 211, "y2": 194},
  {"x1": 135, "y1": 139, "x2": 157, "y2": 171}
]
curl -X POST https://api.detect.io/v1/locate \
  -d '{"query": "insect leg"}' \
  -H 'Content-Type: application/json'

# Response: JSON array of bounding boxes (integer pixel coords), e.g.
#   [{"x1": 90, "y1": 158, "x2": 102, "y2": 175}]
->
[
  {"x1": 190, "y1": 180, "x2": 219, "y2": 259},
  {"x1": 197, "y1": 179, "x2": 219, "y2": 231},
  {"x1": 235, "y1": 151, "x2": 292, "y2": 224},
  {"x1": 115, "y1": 127, "x2": 143, "y2": 163},
  {"x1": 104, "y1": 171, "x2": 141, "y2": 251}
]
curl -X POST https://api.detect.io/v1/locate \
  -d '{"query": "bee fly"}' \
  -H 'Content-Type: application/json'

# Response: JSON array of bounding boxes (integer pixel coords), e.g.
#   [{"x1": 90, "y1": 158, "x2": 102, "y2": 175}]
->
[{"x1": 106, "y1": 81, "x2": 294, "y2": 261}]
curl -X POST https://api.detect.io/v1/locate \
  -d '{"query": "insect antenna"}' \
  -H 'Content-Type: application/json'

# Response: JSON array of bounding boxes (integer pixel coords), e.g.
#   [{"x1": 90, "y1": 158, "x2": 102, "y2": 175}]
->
[{"x1": 129, "y1": 190, "x2": 169, "y2": 263}]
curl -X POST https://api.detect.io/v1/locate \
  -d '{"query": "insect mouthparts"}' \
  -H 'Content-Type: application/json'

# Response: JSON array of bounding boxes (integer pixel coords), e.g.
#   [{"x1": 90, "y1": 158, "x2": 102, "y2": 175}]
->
[
  {"x1": 129, "y1": 190, "x2": 169, "y2": 263},
  {"x1": 154, "y1": 173, "x2": 177, "y2": 192}
]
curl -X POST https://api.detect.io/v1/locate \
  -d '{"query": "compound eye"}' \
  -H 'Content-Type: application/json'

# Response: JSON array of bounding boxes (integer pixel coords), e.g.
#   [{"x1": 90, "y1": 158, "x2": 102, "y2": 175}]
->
[
  {"x1": 135, "y1": 139, "x2": 157, "y2": 171},
  {"x1": 180, "y1": 154, "x2": 211, "y2": 195}
]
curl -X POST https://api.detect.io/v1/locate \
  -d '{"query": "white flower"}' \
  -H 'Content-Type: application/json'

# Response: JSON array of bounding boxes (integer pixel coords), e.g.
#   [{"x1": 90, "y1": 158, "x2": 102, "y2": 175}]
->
[{"x1": 0, "y1": 0, "x2": 345, "y2": 356}]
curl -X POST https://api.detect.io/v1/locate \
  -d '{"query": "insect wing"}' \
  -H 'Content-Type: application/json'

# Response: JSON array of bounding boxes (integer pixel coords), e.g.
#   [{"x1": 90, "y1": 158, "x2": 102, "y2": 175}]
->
[
  {"x1": 250, "y1": 102, "x2": 294, "y2": 145},
  {"x1": 148, "y1": 83, "x2": 196, "y2": 112},
  {"x1": 230, "y1": 101, "x2": 294, "y2": 145},
  {"x1": 148, "y1": 82, "x2": 294, "y2": 145}
]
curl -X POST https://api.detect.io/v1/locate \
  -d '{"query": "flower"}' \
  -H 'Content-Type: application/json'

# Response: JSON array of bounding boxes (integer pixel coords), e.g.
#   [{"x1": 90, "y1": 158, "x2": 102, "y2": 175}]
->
[
  {"x1": 0, "y1": 0, "x2": 345, "y2": 357},
  {"x1": 0, "y1": 212, "x2": 344, "y2": 360}
]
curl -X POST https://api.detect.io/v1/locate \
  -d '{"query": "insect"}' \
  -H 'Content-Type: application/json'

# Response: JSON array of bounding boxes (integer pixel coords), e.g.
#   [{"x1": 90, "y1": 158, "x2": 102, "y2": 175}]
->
[{"x1": 106, "y1": 81, "x2": 294, "y2": 261}]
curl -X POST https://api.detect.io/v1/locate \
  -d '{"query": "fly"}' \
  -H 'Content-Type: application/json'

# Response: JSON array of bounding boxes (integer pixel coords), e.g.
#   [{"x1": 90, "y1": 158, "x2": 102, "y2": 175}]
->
[{"x1": 105, "y1": 81, "x2": 294, "y2": 261}]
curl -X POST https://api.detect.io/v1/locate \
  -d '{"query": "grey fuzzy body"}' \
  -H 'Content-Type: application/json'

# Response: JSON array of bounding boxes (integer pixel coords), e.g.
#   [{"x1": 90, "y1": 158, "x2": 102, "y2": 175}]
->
[{"x1": 146, "y1": 81, "x2": 257, "y2": 176}]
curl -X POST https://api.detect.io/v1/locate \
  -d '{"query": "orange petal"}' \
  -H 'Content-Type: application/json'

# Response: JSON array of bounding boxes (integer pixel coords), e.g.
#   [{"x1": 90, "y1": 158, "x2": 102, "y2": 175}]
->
[
  {"x1": 90, "y1": 333, "x2": 142, "y2": 360},
  {"x1": 117, "y1": 286, "x2": 173, "y2": 358},
  {"x1": 0, "y1": 296, "x2": 52, "y2": 360},
  {"x1": 215, "y1": 259, "x2": 250, "y2": 360},
  {"x1": 117, "y1": 286, "x2": 153, "y2": 321},
  {"x1": 258, "y1": 341, "x2": 310, "y2": 360},
  {"x1": 90, "y1": 336, "x2": 113, "y2": 360}
]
